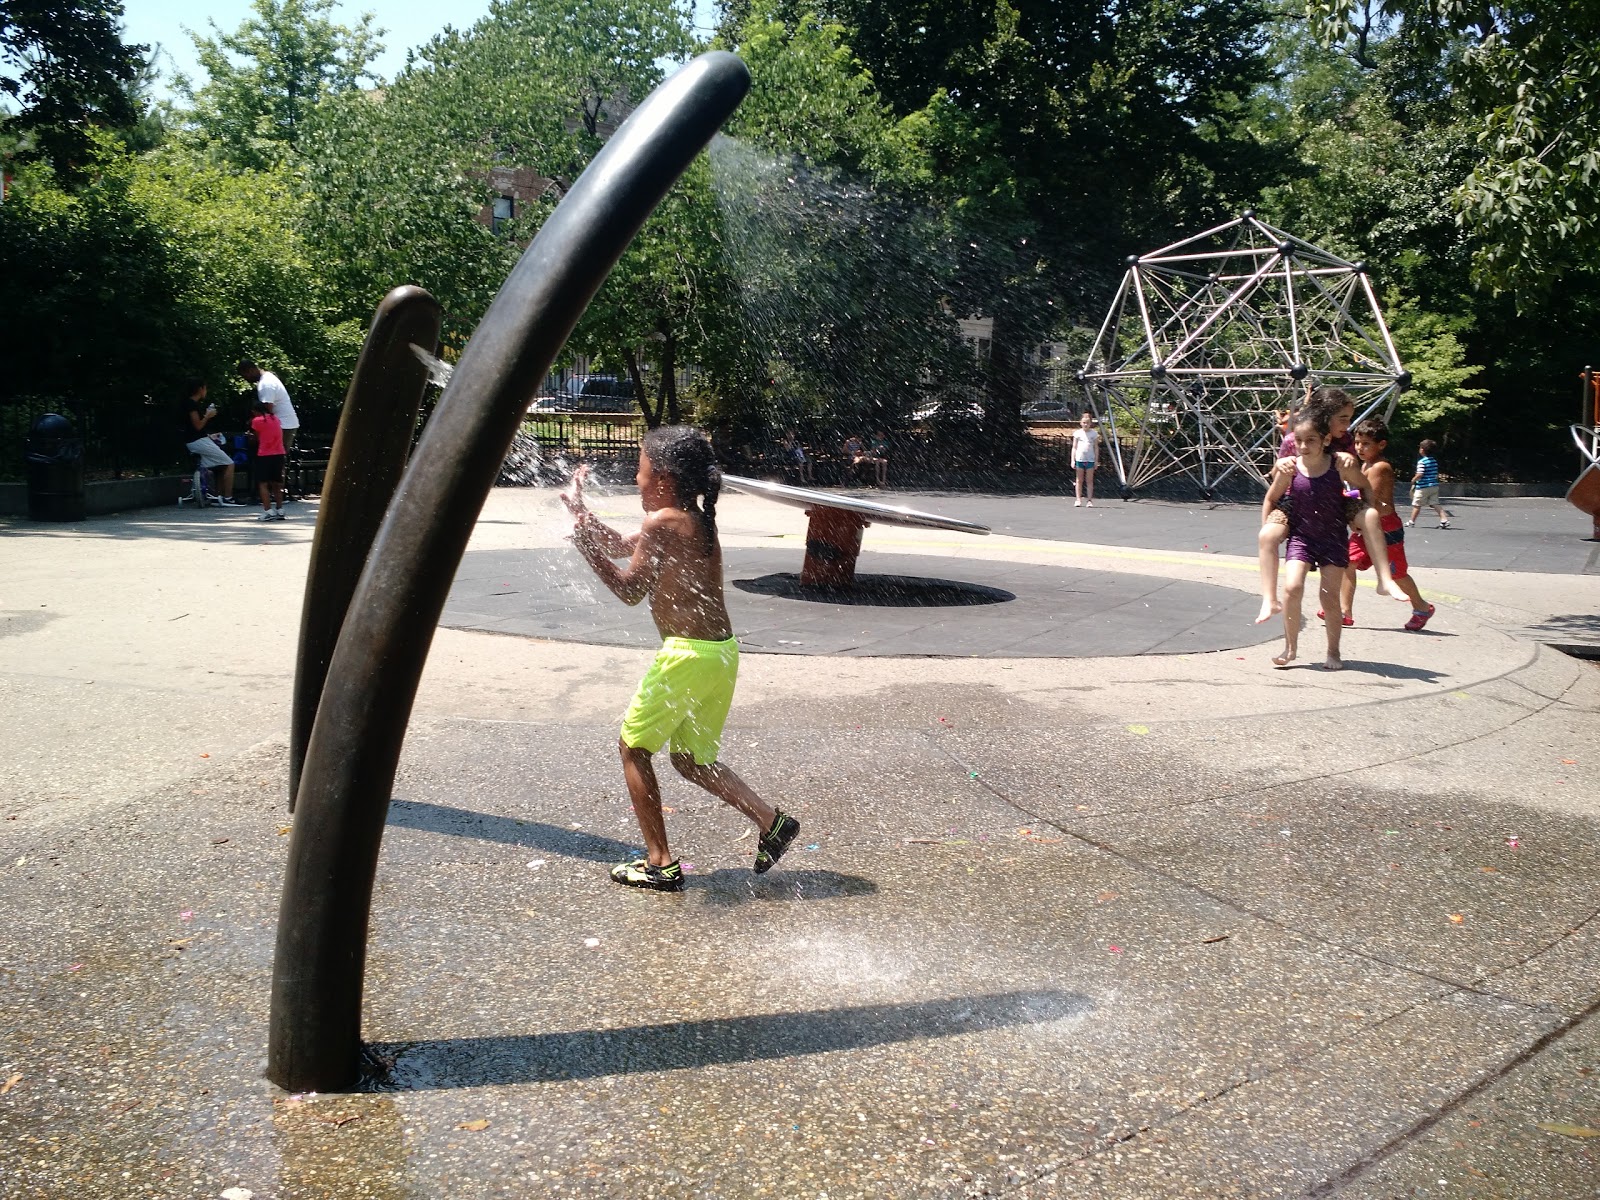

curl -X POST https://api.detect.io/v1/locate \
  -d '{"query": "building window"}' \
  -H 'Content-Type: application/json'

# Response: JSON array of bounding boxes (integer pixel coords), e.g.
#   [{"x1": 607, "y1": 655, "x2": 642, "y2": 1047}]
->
[{"x1": 492, "y1": 195, "x2": 515, "y2": 234}]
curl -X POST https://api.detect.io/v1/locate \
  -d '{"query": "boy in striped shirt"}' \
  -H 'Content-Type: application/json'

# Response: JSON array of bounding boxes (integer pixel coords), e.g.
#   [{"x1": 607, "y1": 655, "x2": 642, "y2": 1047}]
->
[{"x1": 1407, "y1": 439, "x2": 1451, "y2": 528}]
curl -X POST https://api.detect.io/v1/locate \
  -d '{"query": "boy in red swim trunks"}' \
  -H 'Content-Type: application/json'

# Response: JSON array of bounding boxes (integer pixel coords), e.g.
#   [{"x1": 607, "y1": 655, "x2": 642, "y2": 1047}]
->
[{"x1": 1341, "y1": 416, "x2": 1434, "y2": 630}]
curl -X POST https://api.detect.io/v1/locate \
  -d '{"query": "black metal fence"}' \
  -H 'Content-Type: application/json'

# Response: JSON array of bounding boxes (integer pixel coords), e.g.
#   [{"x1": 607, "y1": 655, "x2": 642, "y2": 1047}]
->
[
  {"x1": 0, "y1": 399, "x2": 197, "y2": 482},
  {"x1": 523, "y1": 415, "x2": 642, "y2": 464}
]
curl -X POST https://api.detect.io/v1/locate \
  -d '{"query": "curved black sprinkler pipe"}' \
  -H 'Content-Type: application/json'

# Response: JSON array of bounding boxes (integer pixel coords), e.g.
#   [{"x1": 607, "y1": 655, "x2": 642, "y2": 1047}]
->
[
  {"x1": 269, "y1": 51, "x2": 751, "y2": 1093},
  {"x1": 289, "y1": 285, "x2": 443, "y2": 811}
]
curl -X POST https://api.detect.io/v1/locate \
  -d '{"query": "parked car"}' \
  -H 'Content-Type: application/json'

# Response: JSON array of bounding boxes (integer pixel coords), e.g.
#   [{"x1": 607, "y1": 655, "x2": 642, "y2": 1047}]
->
[
  {"x1": 911, "y1": 397, "x2": 986, "y2": 423},
  {"x1": 529, "y1": 375, "x2": 638, "y2": 414},
  {"x1": 1022, "y1": 398, "x2": 1076, "y2": 421}
]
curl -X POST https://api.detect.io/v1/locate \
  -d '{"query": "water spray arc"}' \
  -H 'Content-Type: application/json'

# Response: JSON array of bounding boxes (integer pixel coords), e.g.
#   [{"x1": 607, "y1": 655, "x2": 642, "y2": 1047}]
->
[
  {"x1": 269, "y1": 52, "x2": 752, "y2": 1094},
  {"x1": 1080, "y1": 212, "x2": 1409, "y2": 498}
]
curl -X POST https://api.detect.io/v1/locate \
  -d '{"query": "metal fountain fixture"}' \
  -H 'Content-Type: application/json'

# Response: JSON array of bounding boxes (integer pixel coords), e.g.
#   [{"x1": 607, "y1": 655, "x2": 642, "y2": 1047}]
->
[
  {"x1": 721, "y1": 475, "x2": 989, "y2": 588},
  {"x1": 269, "y1": 52, "x2": 752, "y2": 1094},
  {"x1": 1081, "y1": 212, "x2": 1410, "y2": 497},
  {"x1": 1567, "y1": 365, "x2": 1600, "y2": 540}
]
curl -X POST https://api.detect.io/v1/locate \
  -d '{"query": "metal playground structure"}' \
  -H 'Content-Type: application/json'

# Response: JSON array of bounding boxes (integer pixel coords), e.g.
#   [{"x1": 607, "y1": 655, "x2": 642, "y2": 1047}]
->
[{"x1": 1080, "y1": 212, "x2": 1410, "y2": 497}]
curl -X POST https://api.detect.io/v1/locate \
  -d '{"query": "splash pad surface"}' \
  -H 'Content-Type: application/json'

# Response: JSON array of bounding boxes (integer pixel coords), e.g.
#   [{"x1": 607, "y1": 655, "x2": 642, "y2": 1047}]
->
[
  {"x1": 442, "y1": 487, "x2": 1281, "y2": 657},
  {"x1": 4, "y1": 489, "x2": 1599, "y2": 1198},
  {"x1": 443, "y1": 545, "x2": 1278, "y2": 656}
]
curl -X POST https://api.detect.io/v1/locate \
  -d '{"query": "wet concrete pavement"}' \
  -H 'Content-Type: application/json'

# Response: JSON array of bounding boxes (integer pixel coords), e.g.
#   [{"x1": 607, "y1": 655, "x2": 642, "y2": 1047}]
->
[{"x1": 1, "y1": 487, "x2": 1597, "y2": 1198}]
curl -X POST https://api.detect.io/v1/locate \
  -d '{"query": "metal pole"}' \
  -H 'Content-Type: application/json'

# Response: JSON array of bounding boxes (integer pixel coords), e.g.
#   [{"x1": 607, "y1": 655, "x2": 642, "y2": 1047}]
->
[
  {"x1": 268, "y1": 52, "x2": 751, "y2": 1094},
  {"x1": 289, "y1": 286, "x2": 443, "y2": 810}
]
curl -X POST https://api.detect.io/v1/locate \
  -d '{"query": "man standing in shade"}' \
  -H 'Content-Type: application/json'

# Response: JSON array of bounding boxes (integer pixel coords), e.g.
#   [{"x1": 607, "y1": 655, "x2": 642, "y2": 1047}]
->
[{"x1": 237, "y1": 359, "x2": 299, "y2": 450}]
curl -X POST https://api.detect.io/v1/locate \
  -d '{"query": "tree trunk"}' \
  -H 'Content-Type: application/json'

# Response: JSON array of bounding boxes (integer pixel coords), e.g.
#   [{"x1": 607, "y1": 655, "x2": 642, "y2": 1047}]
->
[
  {"x1": 984, "y1": 311, "x2": 1031, "y2": 467},
  {"x1": 662, "y1": 332, "x2": 680, "y2": 425},
  {"x1": 624, "y1": 352, "x2": 659, "y2": 428}
]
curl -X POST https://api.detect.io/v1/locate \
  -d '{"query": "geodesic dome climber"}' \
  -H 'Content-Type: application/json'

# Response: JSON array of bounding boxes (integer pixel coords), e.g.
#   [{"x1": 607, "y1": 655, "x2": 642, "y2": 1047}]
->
[{"x1": 1079, "y1": 212, "x2": 1411, "y2": 497}]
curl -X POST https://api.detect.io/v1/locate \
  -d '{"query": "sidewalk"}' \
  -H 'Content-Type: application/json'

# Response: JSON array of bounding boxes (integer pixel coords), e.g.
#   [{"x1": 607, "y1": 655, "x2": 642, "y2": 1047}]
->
[{"x1": 1, "y1": 489, "x2": 1596, "y2": 1198}]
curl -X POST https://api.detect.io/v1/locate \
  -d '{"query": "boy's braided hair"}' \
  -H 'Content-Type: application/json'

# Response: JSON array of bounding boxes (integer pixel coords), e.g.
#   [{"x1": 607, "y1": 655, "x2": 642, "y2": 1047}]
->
[{"x1": 642, "y1": 425, "x2": 721, "y2": 547}]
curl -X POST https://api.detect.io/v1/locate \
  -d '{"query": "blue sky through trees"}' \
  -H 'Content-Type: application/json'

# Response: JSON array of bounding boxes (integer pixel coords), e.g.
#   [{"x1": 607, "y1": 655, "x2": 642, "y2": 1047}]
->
[{"x1": 122, "y1": 0, "x2": 719, "y2": 96}]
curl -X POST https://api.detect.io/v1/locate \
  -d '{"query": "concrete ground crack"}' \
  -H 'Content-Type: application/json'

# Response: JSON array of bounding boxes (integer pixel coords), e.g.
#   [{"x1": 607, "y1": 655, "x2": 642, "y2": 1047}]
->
[
  {"x1": 1304, "y1": 990, "x2": 1600, "y2": 1196},
  {"x1": 928, "y1": 730, "x2": 1558, "y2": 1004}
]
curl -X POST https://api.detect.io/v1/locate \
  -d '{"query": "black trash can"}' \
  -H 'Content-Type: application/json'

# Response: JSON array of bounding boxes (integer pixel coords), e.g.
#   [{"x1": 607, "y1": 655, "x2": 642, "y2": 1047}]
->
[{"x1": 25, "y1": 412, "x2": 86, "y2": 521}]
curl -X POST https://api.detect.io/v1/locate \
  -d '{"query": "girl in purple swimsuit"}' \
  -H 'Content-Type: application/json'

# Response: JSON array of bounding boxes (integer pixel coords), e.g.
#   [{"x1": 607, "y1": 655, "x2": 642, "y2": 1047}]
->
[{"x1": 1260, "y1": 413, "x2": 1375, "y2": 671}]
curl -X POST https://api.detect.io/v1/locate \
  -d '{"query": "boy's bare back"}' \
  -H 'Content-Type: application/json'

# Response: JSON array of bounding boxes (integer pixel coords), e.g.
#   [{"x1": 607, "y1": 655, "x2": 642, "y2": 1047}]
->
[{"x1": 638, "y1": 507, "x2": 732, "y2": 642}]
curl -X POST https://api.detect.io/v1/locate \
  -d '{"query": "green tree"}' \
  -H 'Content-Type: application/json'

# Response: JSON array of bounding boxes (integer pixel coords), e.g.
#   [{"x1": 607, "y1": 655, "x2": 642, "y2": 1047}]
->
[
  {"x1": 299, "y1": 0, "x2": 690, "y2": 346},
  {"x1": 1304, "y1": 0, "x2": 1600, "y2": 294},
  {"x1": 726, "y1": 0, "x2": 1285, "y2": 459},
  {"x1": 568, "y1": 160, "x2": 724, "y2": 427},
  {"x1": 0, "y1": 134, "x2": 359, "y2": 474},
  {"x1": 709, "y1": 2, "x2": 964, "y2": 444},
  {"x1": 0, "y1": 0, "x2": 146, "y2": 180},
  {"x1": 1382, "y1": 290, "x2": 1485, "y2": 433},
  {"x1": 173, "y1": 0, "x2": 382, "y2": 169}
]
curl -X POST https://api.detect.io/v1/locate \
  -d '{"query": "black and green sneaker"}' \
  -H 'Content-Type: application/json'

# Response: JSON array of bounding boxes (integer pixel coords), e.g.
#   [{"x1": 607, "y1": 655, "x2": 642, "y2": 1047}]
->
[
  {"x1": 609, "y1": 858, "x2": 685, "y2": 892},
  {"x1": 754, "y1": 811, "x2": 801, "y2": 874}
]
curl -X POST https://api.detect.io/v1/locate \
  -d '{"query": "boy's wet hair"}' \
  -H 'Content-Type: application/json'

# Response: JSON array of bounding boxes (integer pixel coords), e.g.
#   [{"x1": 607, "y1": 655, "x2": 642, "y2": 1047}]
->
[
  {"x1": 1354, "y1": 416, "x2": 1389, "y2": 443},
  {"x1": 642, "y1": 425, "x2": 721, "y2": 542},
  {"x1": 1419, "y1": 438, "x2": 1438, "y2": 454}
]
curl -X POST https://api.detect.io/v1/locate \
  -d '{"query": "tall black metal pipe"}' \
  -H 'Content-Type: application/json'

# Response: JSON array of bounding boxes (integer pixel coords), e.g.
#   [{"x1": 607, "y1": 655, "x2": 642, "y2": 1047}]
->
[
  {"x1": 289, "y1": 286, "x2": 443, "y2": 810},
  {"x1": 269, "y1": 52, "x2": 751, "y2": 1093}
]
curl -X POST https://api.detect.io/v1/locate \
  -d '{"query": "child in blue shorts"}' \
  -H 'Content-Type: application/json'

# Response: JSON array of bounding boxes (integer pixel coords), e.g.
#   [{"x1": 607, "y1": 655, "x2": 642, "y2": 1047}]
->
[{"x1": 563, "y1": 426, "x2": 801, "y2": 891}]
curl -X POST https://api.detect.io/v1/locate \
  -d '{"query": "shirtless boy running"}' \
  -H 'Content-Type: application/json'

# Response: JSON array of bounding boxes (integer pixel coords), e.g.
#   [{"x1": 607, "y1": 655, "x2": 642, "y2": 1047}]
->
[
  {"x1": 563, "y1": 426, "x2": 802, "y2": 892},
  {"x1": 1340, "y1": 416, "x2": 1435, "y2": 631}
]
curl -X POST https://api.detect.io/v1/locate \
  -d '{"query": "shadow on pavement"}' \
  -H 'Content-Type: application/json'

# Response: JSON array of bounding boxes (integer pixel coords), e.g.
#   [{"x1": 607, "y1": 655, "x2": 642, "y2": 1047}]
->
[
  {"x1": 364, "y1": 989, "x2": 1090, "y2": 1090},
  {"x1": 693, "y1": 868, "x2": 879, "y2": 903},
  {"x1": 1526, "y1": 613, "x2": 1600, "y2": 639},
  {"x1": 1334, "y1": 661, "x2": 1449, "y2": 682},
  {"x1": 732, "y1": 572, "x2": 1015, "y2": 607},
  {"x1": 386, "y1": 799, "x2": 636, "y2": 862}
]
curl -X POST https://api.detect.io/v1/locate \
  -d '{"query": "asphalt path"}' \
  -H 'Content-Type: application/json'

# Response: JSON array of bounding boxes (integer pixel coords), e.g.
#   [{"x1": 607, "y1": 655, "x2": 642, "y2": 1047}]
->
[{"x1": 871, "y1": 491, "x2": 1600, "y2": 576}]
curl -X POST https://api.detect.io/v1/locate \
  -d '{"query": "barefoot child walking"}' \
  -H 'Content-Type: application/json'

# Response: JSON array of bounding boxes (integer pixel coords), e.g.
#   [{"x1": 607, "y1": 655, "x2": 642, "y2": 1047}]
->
[
  {"x1": 563, "y1": 427, "x2": 801, "y2": 891},
  {"x1": 1262, "y1": 412, "x2": 1374, "y2": 670},
  {"x1": 1340, "y1": 417, "x2": 1435, "y2": 630},
  {"x1": 1254, "y1": 388, "x2": 1409, "y2": 624}
]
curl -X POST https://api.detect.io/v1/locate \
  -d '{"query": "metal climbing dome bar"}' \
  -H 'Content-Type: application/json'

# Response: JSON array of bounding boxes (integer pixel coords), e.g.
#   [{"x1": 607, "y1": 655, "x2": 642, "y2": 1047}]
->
[{"x1": 1080, "y1": 211, "x2": 1410, "y2": 497}]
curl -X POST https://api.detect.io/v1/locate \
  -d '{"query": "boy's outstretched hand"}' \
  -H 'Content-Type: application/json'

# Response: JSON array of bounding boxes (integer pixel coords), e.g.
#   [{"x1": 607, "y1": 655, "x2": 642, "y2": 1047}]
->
[{"x1": 561, "y1": 464, "x2": 590, "y2": 521}]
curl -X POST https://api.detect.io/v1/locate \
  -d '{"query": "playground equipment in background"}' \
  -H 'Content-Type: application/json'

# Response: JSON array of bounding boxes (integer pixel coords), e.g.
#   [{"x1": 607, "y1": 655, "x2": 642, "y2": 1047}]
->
[
  {"x1": 1566, "y1": 365, "x2": 1600, "y2": 541},
  {"x1": 1080, "y1": 212, "x2": 1410, "y2": 498}
]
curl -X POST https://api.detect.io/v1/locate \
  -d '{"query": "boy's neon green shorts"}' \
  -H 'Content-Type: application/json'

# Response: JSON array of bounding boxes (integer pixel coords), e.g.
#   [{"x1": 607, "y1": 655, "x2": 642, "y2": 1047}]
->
[{"x1": 620, "y1": 636, "x2": 739, "y2": 765}]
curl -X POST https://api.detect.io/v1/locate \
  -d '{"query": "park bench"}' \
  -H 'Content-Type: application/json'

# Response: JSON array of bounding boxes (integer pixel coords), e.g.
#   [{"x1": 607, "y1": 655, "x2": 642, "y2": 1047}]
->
[{"x1": 287, "y1": 443, "x2": 332, "y2": 499}]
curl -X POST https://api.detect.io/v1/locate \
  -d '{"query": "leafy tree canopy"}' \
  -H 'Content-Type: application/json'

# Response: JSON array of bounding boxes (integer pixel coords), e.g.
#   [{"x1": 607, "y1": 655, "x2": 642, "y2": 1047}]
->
[
  {"x1": 1304, "y1": 0, "x2": 1600, "y2": 294},
  {"x1": 172, "y1": 0, "x2": 383, "y2": 169},
  {"x1": 0, "y1": 0, "x2": 146, "y2": 179},
  {"x1": 299, "y1": 0, "x2": 691, "y2": 346}
]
